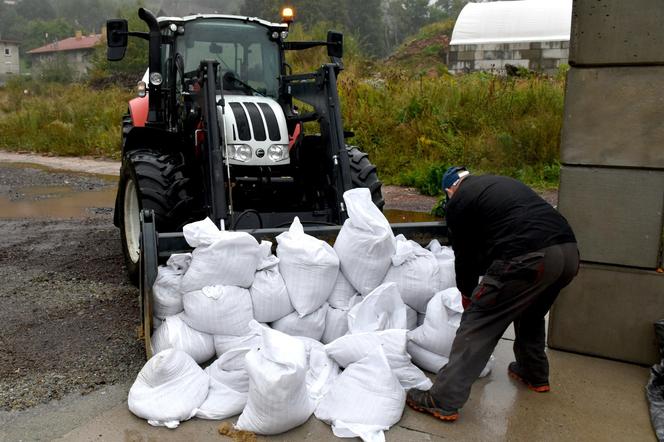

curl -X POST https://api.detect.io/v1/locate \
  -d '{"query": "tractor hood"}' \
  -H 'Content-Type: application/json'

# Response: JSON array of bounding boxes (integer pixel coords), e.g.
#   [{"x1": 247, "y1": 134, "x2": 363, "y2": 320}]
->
[{"x1": 217, "y1": 95, "x2": 291, "y2": 166}]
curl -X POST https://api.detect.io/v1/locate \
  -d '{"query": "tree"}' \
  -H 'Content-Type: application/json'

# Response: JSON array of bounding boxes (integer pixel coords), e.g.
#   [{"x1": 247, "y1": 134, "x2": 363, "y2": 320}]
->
[
  {"x1": 89, "y1": 5, "x2": 148, "y2": 82},
  {"x1": 16, "y1": 0, "x2": 57, "y2": 21},
  {"x1": 22, "y1": 19, "x2": 76, "y2": 53}
]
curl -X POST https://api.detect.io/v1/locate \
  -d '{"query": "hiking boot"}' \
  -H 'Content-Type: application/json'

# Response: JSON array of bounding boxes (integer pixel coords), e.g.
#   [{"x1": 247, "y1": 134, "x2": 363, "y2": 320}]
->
[
  {"x1": 508, "y1": 362, "x2": 550, "y2": 392},
  {"x1": 406, "y1": 389, "x2": 459, "y2": 422}
]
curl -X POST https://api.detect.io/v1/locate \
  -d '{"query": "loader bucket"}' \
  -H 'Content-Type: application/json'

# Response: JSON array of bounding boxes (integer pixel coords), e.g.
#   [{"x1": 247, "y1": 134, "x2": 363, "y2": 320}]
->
[{"x1": 138, "y1": 209, "x2": 448, "y2": 358}]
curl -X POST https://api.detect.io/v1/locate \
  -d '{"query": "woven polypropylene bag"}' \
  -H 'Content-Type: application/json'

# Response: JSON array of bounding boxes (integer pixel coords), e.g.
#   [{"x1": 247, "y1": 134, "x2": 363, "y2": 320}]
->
[
  {"x1": 151, "y1": 314, "x2": 215, "y2": 364},
  {"x1": 195, "y1": 347, "x2": 251, "y2": 420},
  {"x1": 236, "y1": 322, "x2": 315, "y2": 435},
  {"x1": 153, "y1": 253, "x2": 191, "y2": 319},
  {"x1": 277, "y1": 217, "x2": 339, "y2": 317},
  {"x1": 181, "y1": 285, "x2": 254, "y2": 336},
  {"x1": 315, "y1": 347, "x2": 405, "y2": 442},
  {"x1": 250, "y1": 241, "x2": 293, "y2": 322},
  {"x1": 128, "y1": 349, "x2": 209, "y2": 429},
  {"x1": 180, "y1": 218, "x2": 261, "y2": 291},
  {"x1": 334, "y1": 188, "x2": 396, "y2": 296},
  {"x1": 271, "y1": 303, "x2": 328, "y2": 341}
]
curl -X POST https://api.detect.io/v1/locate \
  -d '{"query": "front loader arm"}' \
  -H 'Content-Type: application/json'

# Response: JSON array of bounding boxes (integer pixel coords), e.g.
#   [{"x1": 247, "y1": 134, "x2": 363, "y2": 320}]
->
[{"x1": 283, "y1": 64, "x2": 352, "y2": 224}]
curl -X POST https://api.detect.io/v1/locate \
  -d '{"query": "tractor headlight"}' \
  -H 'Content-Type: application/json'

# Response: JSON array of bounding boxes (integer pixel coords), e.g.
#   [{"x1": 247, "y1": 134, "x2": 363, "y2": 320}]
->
[
  {"x1": 268, "y1": 144, "x2": 289, "y2": 162},
  {"x1": 227, "y1": 144, "x2": 252, "y2": 162},
  {"x1": 149, "y1": 72, "x2": 162, "y2": 86}
]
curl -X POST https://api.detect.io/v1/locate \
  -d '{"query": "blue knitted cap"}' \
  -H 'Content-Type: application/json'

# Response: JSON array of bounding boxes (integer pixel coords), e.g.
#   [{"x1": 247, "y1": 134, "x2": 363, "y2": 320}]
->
[{"x1": 442, "y1": 166, "x2": 469, "y2": 191}]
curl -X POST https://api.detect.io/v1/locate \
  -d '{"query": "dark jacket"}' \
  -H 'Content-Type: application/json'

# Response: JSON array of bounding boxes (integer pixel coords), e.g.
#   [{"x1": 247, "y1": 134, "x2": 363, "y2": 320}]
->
[{"x1": 445, "y1": 175, "x2": 576, "y2": 296}]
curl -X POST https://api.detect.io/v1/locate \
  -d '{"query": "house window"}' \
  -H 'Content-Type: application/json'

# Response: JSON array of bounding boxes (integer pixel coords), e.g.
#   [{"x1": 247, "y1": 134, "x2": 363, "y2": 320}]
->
[{"x1": 4, "y1": 48, "x2": 10, "y2": 57}]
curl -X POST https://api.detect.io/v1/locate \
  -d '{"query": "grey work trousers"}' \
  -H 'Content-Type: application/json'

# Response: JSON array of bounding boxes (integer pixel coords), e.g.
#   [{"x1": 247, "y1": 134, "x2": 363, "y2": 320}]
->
[{"x1": 429, "y1": 242, "x2": 579, "y2": 410}]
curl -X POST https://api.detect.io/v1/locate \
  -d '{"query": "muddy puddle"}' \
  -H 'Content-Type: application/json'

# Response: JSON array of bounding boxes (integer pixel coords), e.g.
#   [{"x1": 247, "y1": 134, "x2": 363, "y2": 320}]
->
[
  {"x1": 0, "y1": 162, "x2": 117, "y2": 219},
  {"x1": 0, "y1": 185, "x2": 116, "y2": 219},
  {"x1": 384, "y1": 209, "x2": 440, "y2": 223}
]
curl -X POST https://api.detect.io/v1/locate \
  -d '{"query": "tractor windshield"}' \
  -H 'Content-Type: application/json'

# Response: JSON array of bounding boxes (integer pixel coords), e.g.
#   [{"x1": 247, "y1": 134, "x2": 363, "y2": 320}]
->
[{"x1": 176, "y1": 19, "x2": 280, "y2": 97}]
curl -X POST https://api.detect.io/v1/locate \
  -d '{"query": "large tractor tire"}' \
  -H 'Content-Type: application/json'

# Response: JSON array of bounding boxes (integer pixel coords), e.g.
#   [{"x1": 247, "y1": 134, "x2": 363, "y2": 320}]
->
[
  {"x1": 118, "y1": 149, "x2": 196, "y2": 285},
  {"x1": 346, "y1": 145, "x2": 385, "y2": 211}
]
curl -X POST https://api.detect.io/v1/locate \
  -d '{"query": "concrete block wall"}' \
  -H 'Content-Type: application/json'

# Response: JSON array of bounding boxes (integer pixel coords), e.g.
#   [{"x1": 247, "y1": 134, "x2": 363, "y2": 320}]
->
[
  {"x1": 548, "y1": 0, "x2": 664, "y2": 365},
  {"x1": 448, "y1": 41, "x2": 569, "y2": 75}
]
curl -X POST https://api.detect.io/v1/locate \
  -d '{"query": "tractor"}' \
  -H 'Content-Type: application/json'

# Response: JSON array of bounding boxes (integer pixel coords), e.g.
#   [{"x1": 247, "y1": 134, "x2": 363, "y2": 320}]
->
[{"x1": 106, "y1": 7, "x2": 445, "y2": 354}]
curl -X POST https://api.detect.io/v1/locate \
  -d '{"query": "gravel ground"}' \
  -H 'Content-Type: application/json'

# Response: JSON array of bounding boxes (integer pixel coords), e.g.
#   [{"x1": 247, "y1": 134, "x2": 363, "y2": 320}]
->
[{"x1": 0, "y1": 165, "x2": 143, "y2": 411}]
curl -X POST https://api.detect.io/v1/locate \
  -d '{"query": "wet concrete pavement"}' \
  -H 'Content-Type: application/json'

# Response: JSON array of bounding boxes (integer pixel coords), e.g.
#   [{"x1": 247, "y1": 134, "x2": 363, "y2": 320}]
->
[
  {"x1": 0, "y1": 153, "x2": 656, "y2": 441},
  {"x1": 45, "y1": 339, "x2": 654, "y2": 442}
]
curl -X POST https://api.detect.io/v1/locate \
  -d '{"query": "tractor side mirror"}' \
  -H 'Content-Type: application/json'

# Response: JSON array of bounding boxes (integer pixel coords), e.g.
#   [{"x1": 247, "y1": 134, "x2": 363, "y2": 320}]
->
[
  {"x1": 107, "y1": 19, "x2": 128, "y2": 61},
  {"x1": 327, "y1": 31, "x2": 343, "y2": 59}
]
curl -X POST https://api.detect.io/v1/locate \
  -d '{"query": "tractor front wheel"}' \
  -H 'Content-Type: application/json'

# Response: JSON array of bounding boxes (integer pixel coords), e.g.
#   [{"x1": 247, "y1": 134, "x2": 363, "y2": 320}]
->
[{"x1": 118, "y1": 149, "x2": 196, "y2": 285}]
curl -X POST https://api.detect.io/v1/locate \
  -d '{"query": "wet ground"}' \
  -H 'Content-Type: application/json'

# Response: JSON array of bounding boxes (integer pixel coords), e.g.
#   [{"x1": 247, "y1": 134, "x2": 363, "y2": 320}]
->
[
  {"x1": 0, "y1": 163, "x2": 144, "y2": 414},
  {"x1": 0, "y1": 155, "x2": 653, "y2": 441}
]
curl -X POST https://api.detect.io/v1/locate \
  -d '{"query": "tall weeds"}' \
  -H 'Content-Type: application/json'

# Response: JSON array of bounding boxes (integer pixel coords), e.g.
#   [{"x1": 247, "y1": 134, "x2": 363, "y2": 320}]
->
[
  {"x1": 0, "y1": 79, "x2": 132, "y2": 159},
  {"x1": 339, "y1": 71, "x2": 565, "y2": 192}
]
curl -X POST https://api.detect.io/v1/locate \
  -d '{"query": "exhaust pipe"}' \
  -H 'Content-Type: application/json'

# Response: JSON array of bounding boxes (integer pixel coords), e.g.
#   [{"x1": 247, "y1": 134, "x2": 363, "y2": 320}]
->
[{"x1": 138, "y1": 8, "x2": 164, "y2": 127}]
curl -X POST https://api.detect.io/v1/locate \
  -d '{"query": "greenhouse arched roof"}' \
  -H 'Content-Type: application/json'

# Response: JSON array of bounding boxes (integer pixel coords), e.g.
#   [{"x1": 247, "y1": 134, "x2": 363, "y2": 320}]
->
[{"x1": 450, "y1": 0, "x2": 572, "y2": 45}]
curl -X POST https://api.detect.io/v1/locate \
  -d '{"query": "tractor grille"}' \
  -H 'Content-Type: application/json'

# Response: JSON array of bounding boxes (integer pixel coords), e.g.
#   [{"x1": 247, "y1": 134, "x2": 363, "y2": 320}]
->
[{"x1": 229, "y1": 102, "x2": 281, "y2": 142}]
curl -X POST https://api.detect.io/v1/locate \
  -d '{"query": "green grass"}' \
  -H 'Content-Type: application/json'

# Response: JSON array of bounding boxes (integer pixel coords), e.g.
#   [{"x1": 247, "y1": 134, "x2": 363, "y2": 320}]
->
[{"x1": 0, "y1": 78, "x2": 132, "y2": 159}]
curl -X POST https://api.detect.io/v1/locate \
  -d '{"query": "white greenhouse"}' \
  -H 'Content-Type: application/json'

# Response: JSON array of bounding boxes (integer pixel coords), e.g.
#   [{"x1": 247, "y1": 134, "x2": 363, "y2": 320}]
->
[{"x1": 447, "y1": 0, "x2": 573, "y2": 75}]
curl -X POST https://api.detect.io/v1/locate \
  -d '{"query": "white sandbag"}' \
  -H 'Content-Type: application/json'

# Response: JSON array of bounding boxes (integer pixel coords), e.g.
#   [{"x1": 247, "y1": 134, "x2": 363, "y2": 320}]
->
[
  {"x1": 315, "y1": 347, "x2": 405, "y2": 442},
  {"x1": 407, "y1": 288, "x2": 463, "y2": 358},
  {"x1": 327, "y1": 270, "x2": 357, "y2": 310},
  {"x1": 325, "y1": 329, "x2": 431, "y2": 391},
  {"x1": 406, "y1": 341, "x2": 450, "y2": 373},
  {"x1": 153, "y1": 253, "x2": 191, "y2": 319},
  {"x1": 152, "y1": 316, "x2": 162, "y2": 329},
  {"x1": 426, "y1": 239, "x2": 457, "y2": 290},
  {"x1": 321, "y1": 306, "x2": 349, "y2": 344},
  {"x1": 128, "y1": 349, "x2": 209, "y2": 429},
  {"x1": 334, "y1": 188, "x2": 396, "y2": 296},
  {"x1": 383, "y1": 235, "x2": 441, "y2": 313},
  {"x1": 270, "y1": 303, "x2": 328, "y2": 341},
  {"x1": 181, "y1": 285, "x2": 253, "y2": 336},
  {"x1": 417, "y1": 312, "x2": 425, "y2": 327},
  {"x1": 236, "y1": 322, "x2": 315, "y2": 435},
  {"x1": 406, "y1": 305, "x2": 418, "y2": 331},
  {"x1": 406, "y1": 341, "x2": 494, "y2": 378},
  {"x1": 295, "y1": 336, "x2": 341, "y2": 403},
  {"x1": 330, "y1": 422, "x2": 391, "y2": 442},
  {"x1": 213, "y1": 331, "x2": 262, "y2": 357},
  {"x1": 347, "y1": 283, "x2": 407, "y2": 334},
  {"x1": 180, "y1": 218, "x2": 261, "y2": 291},
  {"x1": 250, "y1": 241, "x2": 294, "y2": 322},
  {"x1": 195, "y1": 347, "x2": 251, "y2": 420},
  {"x1": 151, "y1": 314, "x2": 215, "y2": 364},
  {"x1": 276, "y1": 217, "x2": 339, "y2": 316}
]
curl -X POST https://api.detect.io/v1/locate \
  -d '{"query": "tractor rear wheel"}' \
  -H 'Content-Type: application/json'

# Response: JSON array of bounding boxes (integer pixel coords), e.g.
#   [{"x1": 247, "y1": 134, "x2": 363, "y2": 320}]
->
[
  {"x1": 118, "y1": 149, "x2": 196, "y2": 285},
  {"x1": 346, "y1": 145, "x2": 385, "y2": 211}
]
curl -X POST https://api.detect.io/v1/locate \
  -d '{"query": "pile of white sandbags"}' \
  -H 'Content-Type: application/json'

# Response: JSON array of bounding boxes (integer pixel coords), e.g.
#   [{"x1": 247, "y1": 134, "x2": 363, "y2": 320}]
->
[{"x1": 129, "y1": 188, "x2": 489, "y2": 439}]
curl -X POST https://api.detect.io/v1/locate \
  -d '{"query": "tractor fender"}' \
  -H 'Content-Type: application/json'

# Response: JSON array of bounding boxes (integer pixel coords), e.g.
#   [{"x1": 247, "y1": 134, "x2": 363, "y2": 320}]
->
[
  {"x1": 129, "y1": 96, "x2": 149, "y2": 128},
  {"x1": 123, "y1": 126, "x2": 182, "y2": 157}
]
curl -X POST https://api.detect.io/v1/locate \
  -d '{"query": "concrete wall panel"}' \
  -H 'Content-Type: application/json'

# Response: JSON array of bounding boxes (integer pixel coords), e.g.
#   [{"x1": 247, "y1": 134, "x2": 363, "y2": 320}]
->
[
  {"x1": 558, "y1": 166, "x2": 664, "y2": 269},
  {"x1": 548, "y1": 263, "x2": 664, "y2": 365},
  {"x1": 561, "y1": 67, "x2": 664, "y2": 169},
  {"x1": 570, "y1": 0, "x2": 664, "y2": 65}
]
